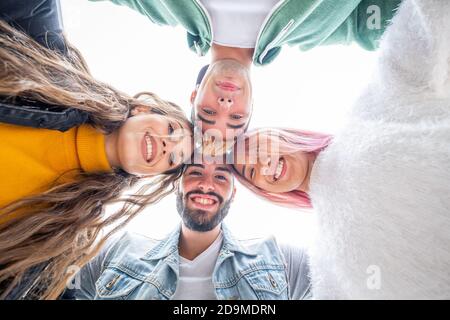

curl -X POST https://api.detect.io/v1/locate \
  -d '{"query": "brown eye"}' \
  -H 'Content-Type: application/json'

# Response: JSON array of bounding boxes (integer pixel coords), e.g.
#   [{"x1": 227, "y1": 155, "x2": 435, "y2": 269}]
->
[
  {"x1": 216, "y1": 175, "x2": 227, "y2": 181},
  {"x1": 168, "y1": 123, "x2": 174, "y2": 135},
  {"x1": 250, "y1": 168, "x2": 255, "y2": 180},
  {"x1": 169, "y1": 152, "x2": 175, "y2": 166},
  {"x1": 203, "y1": 108, "x2": 216, "y2": 115}
]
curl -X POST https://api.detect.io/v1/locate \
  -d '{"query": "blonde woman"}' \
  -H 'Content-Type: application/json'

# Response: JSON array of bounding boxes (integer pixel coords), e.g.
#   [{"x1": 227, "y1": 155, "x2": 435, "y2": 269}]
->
[{"x1": 0, "y1": 2, "x2": 192, "y2": 299}]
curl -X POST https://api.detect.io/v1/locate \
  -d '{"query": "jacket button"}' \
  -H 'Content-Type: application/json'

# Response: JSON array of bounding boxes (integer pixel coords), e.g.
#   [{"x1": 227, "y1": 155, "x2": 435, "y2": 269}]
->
[
  {"x1": 268, "y1": 274, "x2": 278, "y2": 288},
  {"x1": 106, "y1": 275, "x2": 120, "y2": 290}
]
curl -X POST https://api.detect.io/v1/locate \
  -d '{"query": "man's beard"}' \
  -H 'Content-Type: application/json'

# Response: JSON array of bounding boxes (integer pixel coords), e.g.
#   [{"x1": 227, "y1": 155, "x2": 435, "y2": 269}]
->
[{"x1": 176, "y1": 190, "x2": 232, "y2": 232}]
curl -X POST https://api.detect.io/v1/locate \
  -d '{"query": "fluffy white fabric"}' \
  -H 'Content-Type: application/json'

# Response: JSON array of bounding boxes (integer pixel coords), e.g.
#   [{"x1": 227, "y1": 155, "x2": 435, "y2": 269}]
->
[{"x1": 309, "y1": 0, "x2": 450, "y2": 299}]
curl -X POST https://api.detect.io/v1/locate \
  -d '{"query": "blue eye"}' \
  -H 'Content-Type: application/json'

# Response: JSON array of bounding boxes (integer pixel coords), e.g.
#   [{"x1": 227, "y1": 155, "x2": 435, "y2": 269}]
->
[{"x1": 168, "y1": 123, "x2": 174, "y2": 135}]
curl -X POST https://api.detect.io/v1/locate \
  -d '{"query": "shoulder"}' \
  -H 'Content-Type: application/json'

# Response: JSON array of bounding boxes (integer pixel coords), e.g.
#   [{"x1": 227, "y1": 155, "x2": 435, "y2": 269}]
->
[
  {"x1": 235, "y1": 235, "x2": 286, "y2": 263},
  {"x1": 238, "y1": 235, "x2": 278, "y2": 249},
  {"x1": 102, "y1": 231, "x2": 162, "y2": 265}
]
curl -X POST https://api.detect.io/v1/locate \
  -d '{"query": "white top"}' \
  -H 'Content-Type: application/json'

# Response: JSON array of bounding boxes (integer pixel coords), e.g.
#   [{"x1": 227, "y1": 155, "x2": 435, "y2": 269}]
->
[
  {"x1": 308, "y1": 0, "x2": 450, "y2": 299},
  {"x1": 171, "y1": 231, "x2": 223, "y2": 300},
  {"x1": 199, "y1": 0, "x2": 280, "y2": 48}
]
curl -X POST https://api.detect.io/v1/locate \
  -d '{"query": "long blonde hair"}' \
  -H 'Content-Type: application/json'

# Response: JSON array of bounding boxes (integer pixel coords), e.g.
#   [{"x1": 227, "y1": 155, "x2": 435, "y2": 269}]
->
[{"x1": 0, "y1": 20, "x2": 190, "y2": 299}]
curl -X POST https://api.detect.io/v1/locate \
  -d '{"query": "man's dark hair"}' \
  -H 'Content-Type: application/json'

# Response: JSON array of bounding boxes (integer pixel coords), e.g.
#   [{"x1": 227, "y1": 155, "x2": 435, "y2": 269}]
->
[
  {"x1": 191, "y1": 64, "x2": 209, "y2": 123},
  {"x1": 195, "y1": 64, "x2": 209, "y2": 87}
]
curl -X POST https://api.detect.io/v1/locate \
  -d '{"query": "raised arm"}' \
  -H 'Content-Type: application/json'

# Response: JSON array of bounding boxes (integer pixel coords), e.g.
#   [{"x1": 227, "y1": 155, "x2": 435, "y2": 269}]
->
[
  {"x1": 0, "y1": 0, "x2": 66, "y2": 54},
  {"x1": 377, "y1": 0, "x2": 450, "y2": 96}
]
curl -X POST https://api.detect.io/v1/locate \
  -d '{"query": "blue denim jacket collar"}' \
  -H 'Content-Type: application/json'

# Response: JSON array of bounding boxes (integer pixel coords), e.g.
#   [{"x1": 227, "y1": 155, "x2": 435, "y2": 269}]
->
[
  {"x1": 87, "y1": 224, "x2": 290, "y2": 300},
  {"x1": 140, "y1": 223, "x2": 258, "y2": 262}
]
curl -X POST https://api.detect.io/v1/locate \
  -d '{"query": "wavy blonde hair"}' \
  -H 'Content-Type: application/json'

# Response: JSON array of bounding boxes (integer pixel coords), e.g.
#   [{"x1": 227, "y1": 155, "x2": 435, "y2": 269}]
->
[{"x1": 0, "y1": 20, "x2": 191, "y2": 299}]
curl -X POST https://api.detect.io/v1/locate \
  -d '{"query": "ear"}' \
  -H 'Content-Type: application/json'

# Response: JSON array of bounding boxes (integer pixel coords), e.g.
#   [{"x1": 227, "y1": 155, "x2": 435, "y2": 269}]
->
[
  {"x1": 130, "y1": 105, "x2": 152, "y2": 116},
  {"x1": 230, "y1": 186, "x2": 237, "y2": 202},
  {"x1": 190, "y1": 89, "x2": 198, "y2": 105}
]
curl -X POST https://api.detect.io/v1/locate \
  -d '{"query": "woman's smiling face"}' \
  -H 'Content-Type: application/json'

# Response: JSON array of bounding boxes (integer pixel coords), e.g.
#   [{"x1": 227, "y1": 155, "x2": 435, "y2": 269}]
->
[
  {"x1": 115, "y1": 112, "x2": 193, "y2": 176},
  {"x1": 233, "y1": 137, "x2": 311, "y2": 193}
]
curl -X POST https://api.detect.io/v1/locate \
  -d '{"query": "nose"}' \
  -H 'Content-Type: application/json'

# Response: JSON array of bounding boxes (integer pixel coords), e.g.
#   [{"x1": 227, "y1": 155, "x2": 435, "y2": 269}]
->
[
  {"x1": 217, "y1": 97, "x2": 233, "y2": 109},
  {"x1": 260, "y1": 157, "x2": 273, "y2": 176},
  {"x1": 198, "y1": 177, "x2": 214, "y2": 193},
  {"x1": 161, "y1": 138, "x2": 176, "y2": 154}
]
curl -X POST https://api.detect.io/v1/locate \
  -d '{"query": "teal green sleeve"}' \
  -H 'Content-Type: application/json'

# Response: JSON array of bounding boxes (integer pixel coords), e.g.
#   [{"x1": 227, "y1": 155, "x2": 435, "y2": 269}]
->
[
  {"x1": 88, "y1": 0, "x2": 178, "y2": 26},
  {"x1": 324, "y1": 0, "x2": 402, "y2": 51}
]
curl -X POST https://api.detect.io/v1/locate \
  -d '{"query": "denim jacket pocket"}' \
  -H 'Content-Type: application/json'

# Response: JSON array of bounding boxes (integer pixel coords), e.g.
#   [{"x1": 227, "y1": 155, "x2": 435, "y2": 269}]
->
[
  {"x1": 95, "y1": 268, "x2": 142, "y2": 299},
  {"x1": 243, "y1": 268, "x2": 288, "y2": 299}
]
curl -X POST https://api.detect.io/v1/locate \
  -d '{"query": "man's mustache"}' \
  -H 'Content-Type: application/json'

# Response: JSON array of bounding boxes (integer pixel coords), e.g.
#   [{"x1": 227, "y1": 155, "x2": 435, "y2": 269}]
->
[{"x1": 185, "y1": 190, "x2": 224, "y2": 204}]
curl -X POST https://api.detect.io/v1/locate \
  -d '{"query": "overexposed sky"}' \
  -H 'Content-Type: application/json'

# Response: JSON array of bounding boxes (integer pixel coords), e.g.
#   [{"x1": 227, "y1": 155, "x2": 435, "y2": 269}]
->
[{"x1": 61, "y1": 0, "x2": 377, "y2": 246}]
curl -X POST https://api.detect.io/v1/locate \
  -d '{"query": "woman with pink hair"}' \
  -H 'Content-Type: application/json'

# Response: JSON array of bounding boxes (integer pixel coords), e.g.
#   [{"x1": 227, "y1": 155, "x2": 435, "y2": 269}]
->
[
  {"x1": 233, "y1": 0, "x2": 450, "y2": 299},
  {"x1": 231, "y1": 128, "x2": 332, "y2": 209}
]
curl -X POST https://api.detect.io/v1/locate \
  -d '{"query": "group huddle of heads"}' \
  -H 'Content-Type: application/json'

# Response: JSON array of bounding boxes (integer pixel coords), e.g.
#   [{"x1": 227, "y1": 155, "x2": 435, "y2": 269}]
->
[
  {"x1": 100, "y1": 58, "x2": 333, "y2": 234},
  {"x1": 140, "y1": 60, "x2": 332, "y2": 216},
  {"x1": 0, "y1": 20, "x2": 331, "y2": 300}
]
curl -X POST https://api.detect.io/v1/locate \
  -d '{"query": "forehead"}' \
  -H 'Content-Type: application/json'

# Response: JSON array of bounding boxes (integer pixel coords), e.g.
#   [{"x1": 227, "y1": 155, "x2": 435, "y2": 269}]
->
[{"x1": 185, "y1": 163, "x2": 232, "y2": 173}]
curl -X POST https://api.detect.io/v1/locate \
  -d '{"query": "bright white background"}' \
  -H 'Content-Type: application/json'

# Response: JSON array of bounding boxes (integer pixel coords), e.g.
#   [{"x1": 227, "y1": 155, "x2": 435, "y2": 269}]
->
[{"x1": 61, "y1": 0, "x2": 377, "y2": 247}]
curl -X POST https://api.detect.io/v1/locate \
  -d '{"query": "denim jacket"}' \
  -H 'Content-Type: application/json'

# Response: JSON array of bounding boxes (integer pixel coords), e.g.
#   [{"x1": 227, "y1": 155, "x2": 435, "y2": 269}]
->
[
  {"x1": 74, "y1": 225, "x2": 290, "y2": 300},
  {"x1": 0, "y1": 0, "x2": 88, "y2": 132}
]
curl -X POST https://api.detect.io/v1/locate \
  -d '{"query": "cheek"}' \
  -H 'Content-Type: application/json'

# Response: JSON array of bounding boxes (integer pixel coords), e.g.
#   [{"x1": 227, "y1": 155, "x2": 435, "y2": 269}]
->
[
  {"x1": 222, "y1": 183, "x2": 233, "y2": 198},
  {"x1": 117, "y1": 127, "x2": 139, "y2": 167},
  {"x1": 254, "y1": 176, "x2": 273, "y2": 192},
  {"x1": 181, "y1": 179, "x2": 195, "y2": 195}
]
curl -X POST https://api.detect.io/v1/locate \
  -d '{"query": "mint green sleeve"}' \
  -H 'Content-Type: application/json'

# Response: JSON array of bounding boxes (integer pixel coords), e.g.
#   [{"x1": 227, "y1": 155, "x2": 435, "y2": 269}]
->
[
  {"x1": 88, "y1": 0, "x2": 178, "y2": 26},
  {"x1": 323, "y1": 0, "x2": 402, "y2": 51}
]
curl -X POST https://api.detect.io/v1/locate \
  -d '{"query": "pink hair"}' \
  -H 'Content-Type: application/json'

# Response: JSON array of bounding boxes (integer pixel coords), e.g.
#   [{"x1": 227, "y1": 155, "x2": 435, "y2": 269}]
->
[{"x1": 232, "y1": 128, "x2": 332, "y2": 209}]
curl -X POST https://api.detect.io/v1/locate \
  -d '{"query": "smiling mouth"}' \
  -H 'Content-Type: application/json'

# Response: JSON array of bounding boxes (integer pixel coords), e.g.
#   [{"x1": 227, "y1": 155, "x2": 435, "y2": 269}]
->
[
  {"x1": 216, "y1": 81, "x2": 240, "y2": 92},
  {"x1": 189, "y1": 194, "x2": 219, "y2": 210},
  {"x1": 273, "y1": 157, "x2": 287, "y2": 181},
  {"x1": 142, "y1": 132, "x2": 157, "y2": 163}
]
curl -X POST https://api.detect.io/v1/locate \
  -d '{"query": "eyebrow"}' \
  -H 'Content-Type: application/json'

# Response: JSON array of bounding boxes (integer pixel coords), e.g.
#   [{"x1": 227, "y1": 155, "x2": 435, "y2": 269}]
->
[
  {"x1": 189, "y1": 164, "x2": 205, "y2": 169},
  {"x1": 241, "y1": 164, "x2": 246, "y2": 179},
  {"x1": 197, "y1": 114, "x2": 215, "y2": 125},
  {"x1": 216, "y1": 166, "x2": 231, "y2": 174},
  {"x1": 227, "y1": 122, "x2": 246, "y2": 129}
]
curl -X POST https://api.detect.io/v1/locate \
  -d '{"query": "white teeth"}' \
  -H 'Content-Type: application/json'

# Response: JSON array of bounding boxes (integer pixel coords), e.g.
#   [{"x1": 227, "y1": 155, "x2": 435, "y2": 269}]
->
[
  {"x1": 193, "y1": 197, "x2": 215, "y2": 205},
  {"x1": 274, "y1": 159, "x2": 284, "y2": 180},
  {"x1": 145, "y1": 134, "x2": 153, "y2": 162}
]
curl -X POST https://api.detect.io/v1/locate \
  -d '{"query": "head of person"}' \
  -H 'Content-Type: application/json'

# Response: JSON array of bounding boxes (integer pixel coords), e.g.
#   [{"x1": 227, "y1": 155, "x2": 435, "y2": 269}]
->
[
  {"x1": 176, "y1": 159, "x2": 236, "y2": 232},
  {"x1": 0, "y1": 20, "x2": 192, "y2": 300},
  {"x1": 111, "y1": 92, "x2": 193, "y2": 176},
  {"x1": 190, "y1": 61, "x2": 253, "y2": 152},
  {"x1": 231, "y1": 128, "x2": 332, "y2": 209}
]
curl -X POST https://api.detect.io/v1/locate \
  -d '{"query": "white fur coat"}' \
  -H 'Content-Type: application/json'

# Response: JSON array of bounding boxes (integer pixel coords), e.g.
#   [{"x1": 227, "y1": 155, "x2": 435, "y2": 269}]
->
[{"x1": 309, "y1": 0, "x2": 450, "y2": 299}]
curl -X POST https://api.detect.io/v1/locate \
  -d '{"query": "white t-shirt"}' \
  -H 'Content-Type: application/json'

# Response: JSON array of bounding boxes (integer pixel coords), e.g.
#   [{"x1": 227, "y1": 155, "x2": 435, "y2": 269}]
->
[
  {"x1": 171, "y1": 232, "x2": 224, "y2": 300},
  {"x1": 199, "y1": 0, "x2": 280, "y2": 48},
  {"x1": 170, "y1": 231, "x2": 311, "y2": 300}
]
